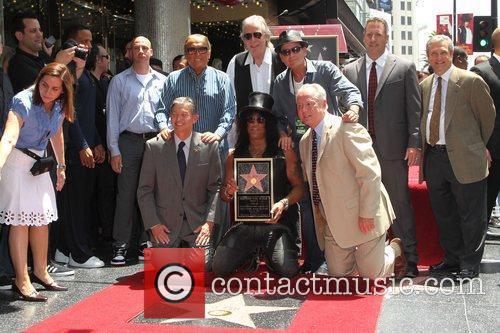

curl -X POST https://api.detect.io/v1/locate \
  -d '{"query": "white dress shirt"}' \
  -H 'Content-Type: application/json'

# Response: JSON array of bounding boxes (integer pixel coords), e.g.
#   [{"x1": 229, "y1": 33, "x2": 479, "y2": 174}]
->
[
  {"x1": 426, "y1": 66, "x2": 454, "y2": 145},
  {"x1": 226, "y1": 47, "x2": 273, "y2": 94},
  {"x1": 174, "y1": 132, "x2": 193, "y2": 163},
  {"x1": 365, "y1": 50, "x2": 389, "y2": 112}
]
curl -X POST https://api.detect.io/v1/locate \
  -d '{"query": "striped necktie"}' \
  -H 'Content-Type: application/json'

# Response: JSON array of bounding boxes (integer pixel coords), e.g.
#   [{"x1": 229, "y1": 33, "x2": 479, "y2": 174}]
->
[{"x1": 312, "y1": 130, "x2": 321, "y2": 206}]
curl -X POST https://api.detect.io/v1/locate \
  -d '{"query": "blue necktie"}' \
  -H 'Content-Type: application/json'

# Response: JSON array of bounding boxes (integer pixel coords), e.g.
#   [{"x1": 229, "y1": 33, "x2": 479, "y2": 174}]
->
[
  {"x1": 177, "y1": 141, "x2": 186, "y2": 184},
  {"x1": 312, "y1": 130, "x2": 320, "y2": 206}
]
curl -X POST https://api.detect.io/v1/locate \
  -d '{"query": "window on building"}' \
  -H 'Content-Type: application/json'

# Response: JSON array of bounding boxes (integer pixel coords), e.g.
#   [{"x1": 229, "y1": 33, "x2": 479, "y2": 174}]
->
[
  {"x1": 402, "y1": 46, "x2": 406, "y2": 55},
  {"x1": 407, "y1": 2, "x2": 412, "y2": 10},
  {"x1": 392, "y1": 46, "x2": 394, "y2": 54},
  {"x1": 401, "y1": 16, "x2": 406, "y2": 25},
  {"x1": 408, "y1": 46, "x2": 413, "y2": 55},
  {"x1": 407, "y1": 17, "x2": 412, "y2": 25},
  {"x1": 408, "y1": 31, "x2": 413, "y2": 40},
  {"x1": 401, "y1": 1, "x2": 405, "y2": 10},
  {"x1": 401, "y1": 31, "x2": 406, "y2": 40}
]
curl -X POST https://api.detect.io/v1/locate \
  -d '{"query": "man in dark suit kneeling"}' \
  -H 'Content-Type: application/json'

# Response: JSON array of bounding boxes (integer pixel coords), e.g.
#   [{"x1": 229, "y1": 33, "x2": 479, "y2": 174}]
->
[{"x1": 137, "y1": 97, "x2": 222, "y2": 270}]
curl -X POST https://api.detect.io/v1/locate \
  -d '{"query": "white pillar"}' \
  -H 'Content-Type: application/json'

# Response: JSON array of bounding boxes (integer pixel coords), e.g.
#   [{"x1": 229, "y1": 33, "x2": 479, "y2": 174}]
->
[{"x1": 134, "y1": 0, "x2": 190, "y2": 72}]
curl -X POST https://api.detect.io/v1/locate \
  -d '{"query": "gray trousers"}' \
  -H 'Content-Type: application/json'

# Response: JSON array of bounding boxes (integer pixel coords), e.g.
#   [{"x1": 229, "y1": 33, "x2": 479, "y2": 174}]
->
[
  {"x1": 113, "y1": 133, "x2": 148, "y2": 248},
  {"x1": 373, "y1": 142, "x2": 419, "y2": 264}
]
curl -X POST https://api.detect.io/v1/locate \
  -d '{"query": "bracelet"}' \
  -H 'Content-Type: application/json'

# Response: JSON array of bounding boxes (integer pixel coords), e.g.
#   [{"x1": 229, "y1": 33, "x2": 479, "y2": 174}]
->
[{"x1": 57, "y1": 164, "x2": 66, "y2": 171}]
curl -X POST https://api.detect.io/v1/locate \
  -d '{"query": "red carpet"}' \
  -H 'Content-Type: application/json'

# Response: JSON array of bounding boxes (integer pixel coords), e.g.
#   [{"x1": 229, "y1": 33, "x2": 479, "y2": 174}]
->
[
  {"x1": 26, "y1": 271, "x2": 384, "y2": 333},
  {"x1": 408, "y1": 166, "x2": 444, "y2": 266}
]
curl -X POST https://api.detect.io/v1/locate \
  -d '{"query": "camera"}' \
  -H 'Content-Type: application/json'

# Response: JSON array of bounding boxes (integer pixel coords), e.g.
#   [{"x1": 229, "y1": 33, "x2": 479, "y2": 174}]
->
[{"x1": 62, "y1": 39, "x2": 88, "y2": 61}]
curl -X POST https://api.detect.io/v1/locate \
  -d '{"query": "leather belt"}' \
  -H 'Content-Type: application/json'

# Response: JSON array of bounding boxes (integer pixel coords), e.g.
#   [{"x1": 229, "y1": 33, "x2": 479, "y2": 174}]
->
[
  {"x1": 427, "y1": 144, "x2": 447, "y2": 151},
  {"x1": 121, "y1": 130, "x2": 158, "y2": 140}
]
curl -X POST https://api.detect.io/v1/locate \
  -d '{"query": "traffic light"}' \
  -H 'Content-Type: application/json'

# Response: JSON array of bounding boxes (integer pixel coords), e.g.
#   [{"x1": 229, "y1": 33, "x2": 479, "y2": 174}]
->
[{"x1": 473, "y1": 16, "x2": 493, "y2": 52}]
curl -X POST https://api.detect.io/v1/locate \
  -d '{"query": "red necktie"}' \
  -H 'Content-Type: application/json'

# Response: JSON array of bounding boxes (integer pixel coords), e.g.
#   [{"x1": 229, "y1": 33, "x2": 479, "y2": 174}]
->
[
  {"x1": 312, "y1": 130, "x2": 320, "y2": 206},
  {"x1": 368, "y1": 61, "x2": 378, "y2": 136}
]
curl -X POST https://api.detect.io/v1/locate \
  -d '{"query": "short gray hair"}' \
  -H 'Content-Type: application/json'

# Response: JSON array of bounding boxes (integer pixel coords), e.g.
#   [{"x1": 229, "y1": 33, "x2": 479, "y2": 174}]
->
[
  {"x1": 241, "y1": 15, "x2": 273, "y2": 49},
  {"x1": 426, "y1": 35, "x2": 454, "y2": 55},
  {"x1": 297, "y1": 83, "x2": 327, "y2": 101},
  {"x1": 170, "y1": 96, "x2": 196, "y2": 114}
]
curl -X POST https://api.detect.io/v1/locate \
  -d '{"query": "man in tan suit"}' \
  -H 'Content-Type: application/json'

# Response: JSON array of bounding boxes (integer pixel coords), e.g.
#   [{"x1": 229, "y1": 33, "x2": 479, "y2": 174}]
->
[
  {"x1": 297, "y1": 83, "x2": 406, "y2": 278},
  {"x1": 137, "y1": 97, "x2": 222, "y2": 269},
  {"x1": 421, "y1": 35, "x2": 495, "y2": 280}
]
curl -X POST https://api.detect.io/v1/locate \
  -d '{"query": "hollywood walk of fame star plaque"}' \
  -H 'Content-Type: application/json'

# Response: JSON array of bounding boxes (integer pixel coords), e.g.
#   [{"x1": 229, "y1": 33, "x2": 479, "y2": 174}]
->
[{"x1": 234, "y1": 158, "x2": 274, "y2": 222}]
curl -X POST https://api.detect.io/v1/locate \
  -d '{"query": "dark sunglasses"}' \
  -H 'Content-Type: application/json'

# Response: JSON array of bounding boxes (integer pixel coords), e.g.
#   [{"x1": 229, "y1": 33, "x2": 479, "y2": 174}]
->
[
  {"x1": 100, "y1": 54, "x2": 110, "y2": 59},
  {"x1": 186, "y1": 47, "x2": 208, "y2": 55},
  {"x1": 247, "y1": 115, "x2": 266, "y2": 124},
  {"x1": 279, "y1": 45, "x2": 303, "y2": 57},
  {"x1": 242, "y1": 32, "x2": 263, "y2": 40}
]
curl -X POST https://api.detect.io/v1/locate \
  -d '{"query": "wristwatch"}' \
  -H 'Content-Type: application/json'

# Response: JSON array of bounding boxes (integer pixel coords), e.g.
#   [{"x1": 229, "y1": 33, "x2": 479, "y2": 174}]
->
[
  {"x1": 280, "y1": 198, "x2": 289, "y2": 210},
  {"x1": 57, "y1": 164, "x2": 66, "y2": 171}
]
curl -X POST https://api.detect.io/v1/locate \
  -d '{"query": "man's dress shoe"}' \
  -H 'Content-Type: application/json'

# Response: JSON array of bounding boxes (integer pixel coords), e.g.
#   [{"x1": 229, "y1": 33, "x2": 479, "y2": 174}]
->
[
  {"x1": 429, "y1": 261, "x2": 460, "y2": 273},
  {"x1": 454, "y1": 269, "x2": 479, "y2": 280}
]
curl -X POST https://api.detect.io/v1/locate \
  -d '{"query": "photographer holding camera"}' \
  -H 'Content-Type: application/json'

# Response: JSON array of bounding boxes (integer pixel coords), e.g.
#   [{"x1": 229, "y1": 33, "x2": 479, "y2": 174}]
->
[{"x1": 54, "y1": 25, "x2": 106, "y2": 269}]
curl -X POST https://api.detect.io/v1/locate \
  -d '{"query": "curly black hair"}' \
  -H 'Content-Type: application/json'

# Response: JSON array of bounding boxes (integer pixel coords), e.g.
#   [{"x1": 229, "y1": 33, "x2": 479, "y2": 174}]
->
[{"x1": 234, "y1": 109, "x2": 280, "y2": 158}]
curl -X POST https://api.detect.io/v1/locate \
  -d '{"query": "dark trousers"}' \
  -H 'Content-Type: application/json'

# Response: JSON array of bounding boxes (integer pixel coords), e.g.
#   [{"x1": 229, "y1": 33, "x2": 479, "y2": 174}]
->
[
  {"x1": 57, "y1": 154, "x2": 96, "y2": 263},
  {"x1": 487, "y1": 159, "x2": 500, "y2": 219},
  {"x1": 91, "y1": 159, "x2": 116, "y2": 243},
  {"x1": 425, "y1": 147, "x2": 487, "y2": 271},
  {"x1": 0, "y1": 225, "x2": 13, "y2": 278},
  {"x1": 373, "y1": 142, "x2": 419, "y2": 264},
  {"x1": 113, "y1": 133, "x2": 148, "y2": 249},
  {"x1": 212, "y1": 223, "x2": 299, "y2": 278}
]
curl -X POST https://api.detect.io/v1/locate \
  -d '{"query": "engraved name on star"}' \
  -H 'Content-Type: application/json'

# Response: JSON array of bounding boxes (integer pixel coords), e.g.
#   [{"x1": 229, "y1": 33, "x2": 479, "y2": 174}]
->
[{"x1": 240, "y1": 165, "x2": 267, "y2": 192}]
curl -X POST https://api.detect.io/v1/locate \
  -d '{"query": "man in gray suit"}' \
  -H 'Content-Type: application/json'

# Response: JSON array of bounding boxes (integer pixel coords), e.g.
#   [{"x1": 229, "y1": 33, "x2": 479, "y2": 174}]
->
[
  {"x1": 344, "y1": 17, "x2": 421, "y2": 277},
  {"x1": 137, "y1": 97, "x2": 222, "y2": 268}
]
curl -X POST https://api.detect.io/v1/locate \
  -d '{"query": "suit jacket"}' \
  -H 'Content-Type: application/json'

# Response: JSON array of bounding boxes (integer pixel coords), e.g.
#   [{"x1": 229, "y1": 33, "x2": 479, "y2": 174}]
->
[
  {"x1": 299, "y1": 113, "x2": 395, "y2": 249},
  {"x1": 419, "y1": 67, "x2": 495, "y2": 184},
  {"x1": 272, "y1": 59, "x2": 363, "y2": 138},
  {"x1": 137, "y1": 132, "x2": 222, "y2": 239},
  {"x1": 343, "y1": 54, "x2": 421, "y2": 160},
  {"x1": 471, "y1": 57, "x2": 500, "y2": 159}
]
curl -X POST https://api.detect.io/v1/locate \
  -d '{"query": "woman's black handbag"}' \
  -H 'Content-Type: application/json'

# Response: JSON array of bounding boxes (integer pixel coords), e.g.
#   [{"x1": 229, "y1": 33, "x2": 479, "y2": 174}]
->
[{"x1": 18, "y1": 148, "x2": 55, "y2": 176}]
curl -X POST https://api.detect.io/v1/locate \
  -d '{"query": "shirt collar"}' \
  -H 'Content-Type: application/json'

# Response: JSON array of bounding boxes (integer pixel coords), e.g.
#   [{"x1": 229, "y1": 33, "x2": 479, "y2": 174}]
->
[
  {"x1": 305, "y1": 58, "x2": 318, "y2": 74},
  {"x1": 366, "y1": 49, "x2": 389, "y2": 69},
  {"x1": 187, "y1": 65, "x2": 208, "y2": 78},
  {"x1": 314, "y1": 117, "x2": 325, "y2": 138},
  {"x1": 436, "y1": 65, "x2": 454, "y2": 83},
  {"x1": 174, "y1": 132, "x2": 193, "y2": 149},
  {"x1": 244, "y1": 47, "x2": 273, "y2": 66}
]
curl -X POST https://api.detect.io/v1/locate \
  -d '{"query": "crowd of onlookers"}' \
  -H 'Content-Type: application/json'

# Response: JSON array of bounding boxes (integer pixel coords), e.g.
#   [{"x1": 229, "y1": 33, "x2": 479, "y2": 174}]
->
[{"x1": 0, "y1": 11, "x2": 499, "y2": 303}]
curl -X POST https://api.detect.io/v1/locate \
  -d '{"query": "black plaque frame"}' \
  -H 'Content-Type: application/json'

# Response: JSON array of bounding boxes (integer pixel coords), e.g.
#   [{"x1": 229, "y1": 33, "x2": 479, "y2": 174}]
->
[{"x1": 234, "y1": 158, "x2": 274, "y2": 222}]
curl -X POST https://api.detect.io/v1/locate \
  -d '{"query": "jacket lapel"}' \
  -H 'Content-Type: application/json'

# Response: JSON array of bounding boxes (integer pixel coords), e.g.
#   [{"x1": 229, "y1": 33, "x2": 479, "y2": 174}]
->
[
  {"x1": 317, "y1": 115, "x2": 332, "y2": 162},
  {"x1": 356, "y1": 57, "x2": 367, "y2": 104},
  {"x1": 490, "y1": 57, "x2": 500, "y2": 80},
  {"x1": 164, "y1": 137, "x2": 182, "y2": 189},
  {"x1": 375, "y1": 55, "x2": 396, "y2": 98},
  {"x1": 184, "y1": 132, "x2": 201, "y2": 189},
  {"x1": 420, "y1": 74, "x2": 433, "y2": 137},
  {"x1": 444, "y1": 68, "x2": 460, "y2": 132}
]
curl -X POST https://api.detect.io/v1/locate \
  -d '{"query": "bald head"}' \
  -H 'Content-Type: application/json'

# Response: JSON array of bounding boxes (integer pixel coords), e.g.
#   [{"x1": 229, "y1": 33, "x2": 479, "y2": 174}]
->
[
  {"x1": 133, "y1": 36, "x2": 152, "y2": 48},
  {"x1": 493, "y1": 27, "x2": 500, "y2": 52},
  {"x1": 131, "y1": 36, "x2": 153, "y2": 70}
]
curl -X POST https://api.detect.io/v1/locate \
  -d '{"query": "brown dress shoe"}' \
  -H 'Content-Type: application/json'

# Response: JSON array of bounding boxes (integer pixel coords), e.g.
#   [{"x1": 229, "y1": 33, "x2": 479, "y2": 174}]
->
[
  {"x1": 12, "y1": 283, "x2": 48, "y2": 302},
  {"x1": 390, "y1": 238, "x2": 407, "y2": 278},
  {"x1": 31, "y1": 274, "x2": 68, "y2": 291}
]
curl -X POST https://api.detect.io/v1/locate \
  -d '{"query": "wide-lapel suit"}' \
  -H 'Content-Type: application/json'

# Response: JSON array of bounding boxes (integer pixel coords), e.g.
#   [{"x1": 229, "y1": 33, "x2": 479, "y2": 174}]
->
[
  {"x1": 419, "y1": 66, "x2": 495, "y2": 272},
  {"x1": 137, "y1": 132, "x2": 222, "y2": 242},
  {"x1": 299, "y1": 113, "x2": 395, "y2": 249},
  {"x1": 344, "y1": 53, "x2": 421, "y2": 265},
  {"x1": 471, "y1": 57, "x2": 500, "y2": 219}
]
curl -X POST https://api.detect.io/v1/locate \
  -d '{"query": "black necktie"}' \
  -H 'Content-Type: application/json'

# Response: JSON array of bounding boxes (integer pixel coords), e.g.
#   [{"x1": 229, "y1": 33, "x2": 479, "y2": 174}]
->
[
  {"x1": 312, "y1": 130, "x2": 320, "y2": 206},
  {"x1": 177, "y1": 141, "x2": 186, "y2": 184}
]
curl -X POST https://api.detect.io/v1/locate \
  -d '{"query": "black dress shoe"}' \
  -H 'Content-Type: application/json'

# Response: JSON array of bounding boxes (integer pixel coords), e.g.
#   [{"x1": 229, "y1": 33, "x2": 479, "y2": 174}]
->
[
  {"x1": 429, "y1": 261, "x2": 460, "y2": 273},
  {"x1": 31, "y1": 274, "x2": 68, "y2": 291},
  {"x1": 12, "y1": 283, "x2": 48, "y2": 302},
  {"x1": 454, "y1": 269, "x2": 479, "y2": 280},
  {"x1": 405, "y1": 262, "x2": 419, "y2": 278}
]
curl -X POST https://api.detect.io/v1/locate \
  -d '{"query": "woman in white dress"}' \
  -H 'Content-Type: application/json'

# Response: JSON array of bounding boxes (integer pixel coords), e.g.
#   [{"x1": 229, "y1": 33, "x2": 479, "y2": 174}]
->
[{"x1": 0, "y1": 62, "x2": 75, "y2": 302}]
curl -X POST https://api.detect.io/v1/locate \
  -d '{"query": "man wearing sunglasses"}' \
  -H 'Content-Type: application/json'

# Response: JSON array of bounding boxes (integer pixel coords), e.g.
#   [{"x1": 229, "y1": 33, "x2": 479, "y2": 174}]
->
[
  {"x1": 271, "y1": 29, "x2": 363, "y2": 274},
  {"x1": 225, "y1": 15, "x2": 286, "y2": 148}
]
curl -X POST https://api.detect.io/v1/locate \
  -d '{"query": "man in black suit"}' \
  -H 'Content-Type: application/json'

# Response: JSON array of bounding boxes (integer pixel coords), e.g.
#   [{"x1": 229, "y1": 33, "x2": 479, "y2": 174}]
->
[{"x1": 471, "y1": 27, "x2": 500, "y2": 236}]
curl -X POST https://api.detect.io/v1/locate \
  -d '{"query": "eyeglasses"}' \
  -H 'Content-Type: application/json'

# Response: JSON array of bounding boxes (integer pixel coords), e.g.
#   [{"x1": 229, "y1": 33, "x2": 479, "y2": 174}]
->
[
  {"x1": 186, "y1": 47, "x2": 208, "y2": 55},
  {"x1": 247, "y1": 115, "x2": 265, "y2": 124},
  {"x1": 279, "y1": 45, "x2": 303, "y2": 57},
  {"x1": 100, "y1": 54, "x2": 110, "y2": 59},
  {"x1": 242, "y1": 32, "x2": 263, "y2": 40}
]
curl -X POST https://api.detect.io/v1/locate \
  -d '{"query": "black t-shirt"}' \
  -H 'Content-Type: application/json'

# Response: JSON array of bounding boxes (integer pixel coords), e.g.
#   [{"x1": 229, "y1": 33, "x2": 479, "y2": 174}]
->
[{"x1": 7, "y1": 47, "x2": 48, "y2": 94}]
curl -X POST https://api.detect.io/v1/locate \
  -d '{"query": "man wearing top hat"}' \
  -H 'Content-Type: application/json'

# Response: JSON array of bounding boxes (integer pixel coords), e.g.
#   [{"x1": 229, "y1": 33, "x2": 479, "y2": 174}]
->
[
  {"x1": 271, "y1": 29, "x2": 363, "y2": 274},
  {"x1": 212, "y1": 92, "x2": 305, "y2": 278}
]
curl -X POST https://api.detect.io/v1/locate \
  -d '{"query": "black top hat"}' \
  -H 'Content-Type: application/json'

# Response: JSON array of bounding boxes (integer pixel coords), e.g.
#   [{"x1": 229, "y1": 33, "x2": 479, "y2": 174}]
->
[
  {"x1": 275, "y1": 30, "x2": 309, "y2": 52},
  {"x1": 239, "y1": 92, "x2": 274, "y2": 116}
]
